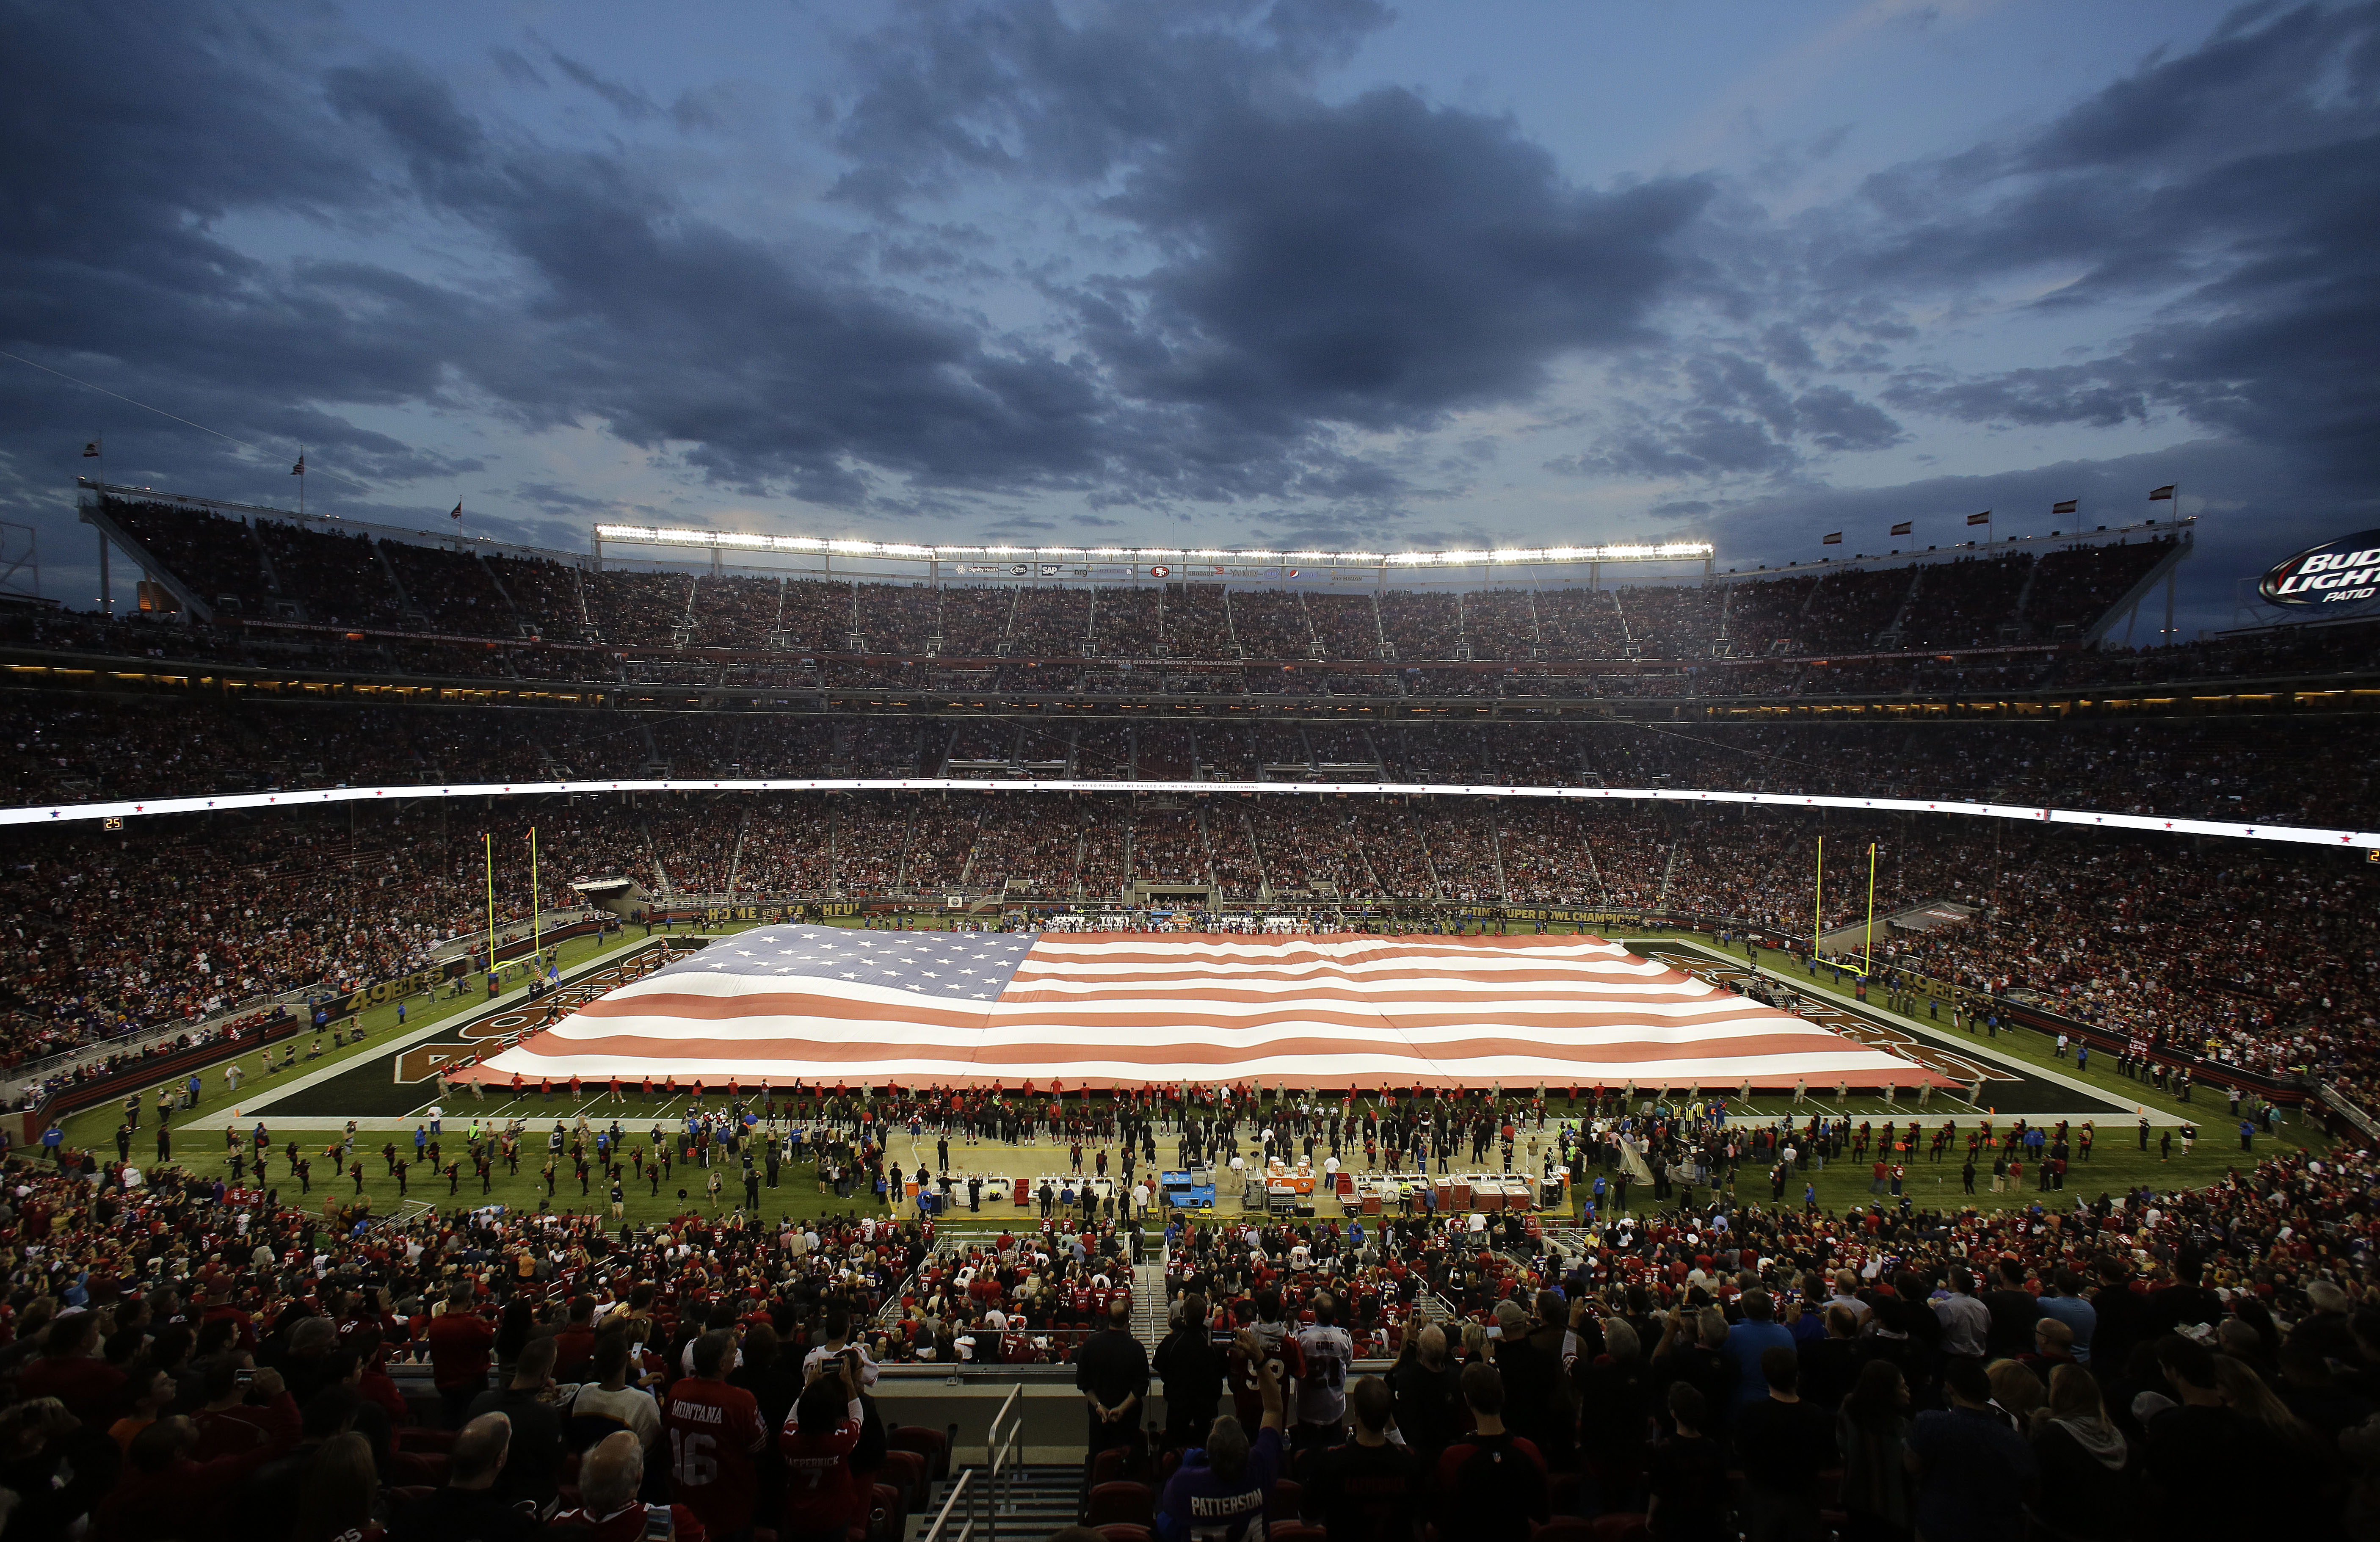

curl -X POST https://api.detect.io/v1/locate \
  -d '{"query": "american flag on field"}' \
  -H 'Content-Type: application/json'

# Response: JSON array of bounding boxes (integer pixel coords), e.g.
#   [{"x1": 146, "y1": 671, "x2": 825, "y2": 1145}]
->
[{"x1": 467, "y1": 924, "x2": 1944, "y2": 1090}]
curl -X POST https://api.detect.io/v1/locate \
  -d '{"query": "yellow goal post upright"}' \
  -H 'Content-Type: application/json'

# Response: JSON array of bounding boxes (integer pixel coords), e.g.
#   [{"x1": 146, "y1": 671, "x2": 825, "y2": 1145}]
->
[
  {"x1": 484, "y1": 831, "x2": 497, "y2": 994},
  {"x1": 1812, "y1": 836, "x2": 1881, "y2": 980}
]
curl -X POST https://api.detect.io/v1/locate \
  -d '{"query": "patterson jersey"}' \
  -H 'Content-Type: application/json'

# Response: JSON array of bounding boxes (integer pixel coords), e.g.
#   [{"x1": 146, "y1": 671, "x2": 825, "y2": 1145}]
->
[{"x1": 1226, "y1": 1324, "x2": 1304, "y2": 1428}]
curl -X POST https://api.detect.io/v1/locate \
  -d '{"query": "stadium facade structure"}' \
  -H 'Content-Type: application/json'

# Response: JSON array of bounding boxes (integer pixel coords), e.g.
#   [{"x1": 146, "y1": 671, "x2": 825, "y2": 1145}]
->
[{"x1": 58, "y1": 480, "x2": 2204, "y2": 716}]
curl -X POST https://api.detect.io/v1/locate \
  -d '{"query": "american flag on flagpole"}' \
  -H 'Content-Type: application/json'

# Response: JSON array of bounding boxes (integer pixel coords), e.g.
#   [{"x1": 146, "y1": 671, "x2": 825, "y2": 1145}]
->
[{"x1": 469, "y1": 923, "x2": 1940, "y2": 1089}]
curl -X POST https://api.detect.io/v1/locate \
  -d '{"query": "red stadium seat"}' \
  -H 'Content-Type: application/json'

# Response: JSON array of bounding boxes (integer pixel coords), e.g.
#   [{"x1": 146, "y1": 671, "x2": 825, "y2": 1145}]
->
[
  {"x1": 1268, "y1": 1526, "x2": 1326, "y2": 1542},
  {"x1": 1266, "y1": 1477, "x2": 1303, "y2": 1522},
  {"x1": 1589, "y1": 1514, "x2": 1652, "y2": 1542},
  {"x1": 876, "y1": 1448, "x2": 926, "y2": 1512},
  {"x1": 1096, "y1": 1526, "x2": 1155, "y2": 1542},
  {"x1": 889, "y1": 1424, "x2": 949, "y2": 1481},
  {"x1": 1092, "y1": 1445, "x2": 1136, "y2": 1487},
  {"x1": 1086, "y1": 1481, "x2": 1156, "y2": 1530}
]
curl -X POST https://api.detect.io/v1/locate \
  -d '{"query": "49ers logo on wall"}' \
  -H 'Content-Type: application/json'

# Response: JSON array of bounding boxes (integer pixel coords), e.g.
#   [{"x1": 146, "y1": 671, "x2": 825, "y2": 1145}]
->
[
  {"x1": 2261, "y1": 528, "x2": 2380, "y2": 608},
  {"x1": 1148, "y1": 564, "x2": 1170, "y2": 578}
]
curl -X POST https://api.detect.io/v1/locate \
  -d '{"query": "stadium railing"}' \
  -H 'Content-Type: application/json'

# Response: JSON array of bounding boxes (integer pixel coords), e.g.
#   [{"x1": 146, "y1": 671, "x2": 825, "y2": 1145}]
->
[
  {"x1": 2319, "y1": 1082, "x2": 2380, "y2": 1143},
  {"x1": 13, "y1": 1009, "x2": 300, "y2": 1142}
]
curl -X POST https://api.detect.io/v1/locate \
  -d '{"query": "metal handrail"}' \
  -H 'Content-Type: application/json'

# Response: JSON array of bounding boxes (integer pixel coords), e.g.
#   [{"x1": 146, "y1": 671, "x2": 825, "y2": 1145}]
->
[
  {"x1": 981, "y1": 1382, "x2": 1026, "y2": 1537},
  {"x1": 914, "y1": 1468, "x2": 973, "y2": 1542}
]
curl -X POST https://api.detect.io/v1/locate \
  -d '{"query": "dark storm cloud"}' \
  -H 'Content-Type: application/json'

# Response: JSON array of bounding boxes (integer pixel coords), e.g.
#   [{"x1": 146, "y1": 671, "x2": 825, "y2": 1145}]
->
[
  {"x1": 827, "y1": 0, "x2": 1714, "y2": 483},
  {"x1": 545, "y1": 48, "x2": 663, "y2": 122},
  {"x1": 1551, "y1": 354, "x2": 1903, "y2": 479},
  {"x1": 5, "y1": 0, "x2": 2372, "y2": 621},
  {"x1": 0, "y1": 0, "x2": 1713, "y2": 553},
  {"x1": 0, "y1": 1, "x2": 445, "y2": 506},
  {"x1": 826, "y1": 0, "x2": 1390, "y2": 210},
  {"x1": 1089, "y1": 88, "x2": 1712, "y2": 431},
  {"x1": 1839, "y1": 3, "x2": 2380, "y2": 481}
]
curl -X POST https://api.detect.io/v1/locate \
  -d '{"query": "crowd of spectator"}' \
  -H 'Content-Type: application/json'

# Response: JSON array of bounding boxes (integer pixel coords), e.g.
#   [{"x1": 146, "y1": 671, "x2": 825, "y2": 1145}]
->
[
  {"x1": 3, "y1": 772, "x2": 2373, "y2": 1100},
  {"x1": 1123, "y1": 1137, "x2": 2380, "y2": 1539},
  {"x1": 0, "y1": 1144, "x2": 940, "y2": 1542},
  {"x1": 10, "y1": 596, "x2": 2370, "y2": 727},
  {"x1": 7, "y1": 694, "x2": 2370, "y2": 838},
  {"x1": 0, "y1": 1014, "x2": 2377, "y2": 1537}
]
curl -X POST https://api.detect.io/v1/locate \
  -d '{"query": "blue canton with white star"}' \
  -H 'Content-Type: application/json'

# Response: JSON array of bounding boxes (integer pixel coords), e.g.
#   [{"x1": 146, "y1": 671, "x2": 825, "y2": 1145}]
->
[{"x1": 646, "y1": 923, "x2": 1039, "y2": 1003}]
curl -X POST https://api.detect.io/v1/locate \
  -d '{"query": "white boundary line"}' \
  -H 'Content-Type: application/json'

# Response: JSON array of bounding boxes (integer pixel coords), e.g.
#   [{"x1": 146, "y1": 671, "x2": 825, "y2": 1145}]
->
[
  {"x1": 5, "y1": 777, "x2": 2373, "y2": 849},
  {"x1": 177, "y1": 937, "x2": 671, "y2": 1127},
  {"x1": 1648, "y1": 936, "x2": 2181, "y2": 1122}
]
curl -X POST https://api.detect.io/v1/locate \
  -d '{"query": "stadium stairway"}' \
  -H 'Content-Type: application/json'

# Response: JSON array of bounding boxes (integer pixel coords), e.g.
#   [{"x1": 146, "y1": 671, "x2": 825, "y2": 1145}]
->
[
  {"x1": 1132, "y1": 1233, "x2": 1169, "y2": 1343},
  {"x1": 919, "y1": 1463, "x2": 1086, "y2": 1539}
]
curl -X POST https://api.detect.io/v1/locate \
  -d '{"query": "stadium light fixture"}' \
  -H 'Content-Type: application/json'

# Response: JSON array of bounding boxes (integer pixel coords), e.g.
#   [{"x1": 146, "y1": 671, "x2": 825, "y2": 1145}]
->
[{"x1": 590, "y1": 524, "x2": 1715, "y2": 566}]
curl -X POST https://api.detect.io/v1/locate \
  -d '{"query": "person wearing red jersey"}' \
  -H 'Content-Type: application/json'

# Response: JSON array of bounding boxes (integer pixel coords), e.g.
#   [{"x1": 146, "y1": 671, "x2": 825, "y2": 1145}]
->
[
  {"x1": 425, "y1": 1282, "x2": 494, "y2": 1429},
  {"x1": 1225, "y1": 1290, "x2": 1304, "y2": 1429},
  {"x1": 549, "y1": 1431, "x2": 708, "y2": 1542},
  {"x1": 15, "y1": 1313, "x2": 125, "y2": 1426},
  {"x1": 663, "y1": 1332, "x2": 767, "y2": 1542},
  {"x1": 777, "y1": 1353, "x2": 867, "y2": 1542}
]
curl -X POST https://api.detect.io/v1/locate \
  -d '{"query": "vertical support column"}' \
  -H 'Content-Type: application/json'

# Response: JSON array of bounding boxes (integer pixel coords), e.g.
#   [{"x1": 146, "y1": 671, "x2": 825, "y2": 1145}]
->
[
  {"x1": 97, "y1": 527, "x2": 111, "y2": 616},
  {"x1": 2163, "y1": 565, "x2": 2177, "y2": 646}
]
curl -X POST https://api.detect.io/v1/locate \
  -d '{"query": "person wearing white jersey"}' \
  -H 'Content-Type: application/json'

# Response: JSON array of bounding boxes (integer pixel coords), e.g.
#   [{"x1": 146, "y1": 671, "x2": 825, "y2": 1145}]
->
[{"x1": 1293, "y1": 1293, "x2": 1355, "y2": 1456}]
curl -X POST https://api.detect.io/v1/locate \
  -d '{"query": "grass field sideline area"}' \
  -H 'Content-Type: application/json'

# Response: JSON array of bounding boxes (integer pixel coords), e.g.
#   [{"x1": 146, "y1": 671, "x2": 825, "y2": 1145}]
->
[{"x1": 36, "y1": 915, "x2": 2323, "y2": 1233}]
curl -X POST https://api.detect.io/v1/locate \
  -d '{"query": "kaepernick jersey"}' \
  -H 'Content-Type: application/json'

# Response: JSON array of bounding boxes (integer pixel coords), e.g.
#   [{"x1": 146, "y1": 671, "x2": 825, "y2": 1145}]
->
[{"x1": 1226, "y1": 1324, "x2": 1304, "y2": 1427}]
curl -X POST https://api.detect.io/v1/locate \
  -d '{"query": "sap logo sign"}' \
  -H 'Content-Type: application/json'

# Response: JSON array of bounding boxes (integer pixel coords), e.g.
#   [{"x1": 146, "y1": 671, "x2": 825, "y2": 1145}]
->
[{"x1": 2261, "y1": 529, "x2": 2380, "y2": 607}]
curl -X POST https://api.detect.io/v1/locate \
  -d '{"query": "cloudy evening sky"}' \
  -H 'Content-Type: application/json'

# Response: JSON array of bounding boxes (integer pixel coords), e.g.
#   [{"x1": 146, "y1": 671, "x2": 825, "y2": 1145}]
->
[{"x1": 4, "y1": 0, "x2": 2376, "y2": 633}]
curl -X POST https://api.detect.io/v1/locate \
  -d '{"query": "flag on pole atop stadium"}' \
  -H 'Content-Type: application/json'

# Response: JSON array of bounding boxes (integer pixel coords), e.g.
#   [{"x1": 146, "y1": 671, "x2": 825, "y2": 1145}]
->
[
  {"x1": 468, "y1": 924, "x2": 1945, "y2": 1091},
  {"x1": 2052, "y1": 499, "x2": 2078, "y2": 514},
  {"x1": 291, "y1": 455, "x2": 305, "y2": 475},
  {"x1": 2148, "y1": 485, "x2": 2176, "y2": 500},
  {"x1": 1890, "y1": 521, "x2": 1912, "y2": 536},
  {"x1": 82, "y1": 440, "x2": 99, "y2": 458},
  {"x1": 450, "y1": 501, "x2": 464, "y2": 520},
  {"x1": 1967, "y1": 511, "x2": 1991, "y2": 526},
  {"x1": 1822, "y1": 532, "x2": 1843, "y2": 546}
]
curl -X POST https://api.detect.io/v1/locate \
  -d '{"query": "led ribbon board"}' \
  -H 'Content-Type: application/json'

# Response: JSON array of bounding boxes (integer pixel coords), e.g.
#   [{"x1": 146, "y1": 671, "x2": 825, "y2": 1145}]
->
[{"x1": 3, "y1": 779, "x2": 2371, "y2": 849}]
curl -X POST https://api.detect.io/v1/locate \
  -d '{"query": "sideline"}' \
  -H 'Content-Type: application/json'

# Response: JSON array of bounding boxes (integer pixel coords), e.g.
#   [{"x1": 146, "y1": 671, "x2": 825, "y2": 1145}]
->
[
  {"x1": 1651, "y1": 935, "x2": 2196, "y2": 1126},
  {"x1": 171, "y1": 934, "x2": 673, "y2": 1129}
]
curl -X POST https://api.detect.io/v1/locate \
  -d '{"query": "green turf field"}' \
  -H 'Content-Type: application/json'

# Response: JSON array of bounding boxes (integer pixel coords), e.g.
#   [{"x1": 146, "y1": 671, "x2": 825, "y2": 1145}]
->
[{"x1": 44, "y1": 916, "x2": 2321, "y2": 1233}]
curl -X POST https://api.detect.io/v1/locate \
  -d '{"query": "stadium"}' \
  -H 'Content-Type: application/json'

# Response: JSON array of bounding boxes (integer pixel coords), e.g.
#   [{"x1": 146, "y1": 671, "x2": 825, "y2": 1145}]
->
[
  {"x1": 8, "y1": 5, "x2": 2380, "y2": 1538},
  {"x1": 3, "y1": 473, "x2": 2376, "y2": 1538}
]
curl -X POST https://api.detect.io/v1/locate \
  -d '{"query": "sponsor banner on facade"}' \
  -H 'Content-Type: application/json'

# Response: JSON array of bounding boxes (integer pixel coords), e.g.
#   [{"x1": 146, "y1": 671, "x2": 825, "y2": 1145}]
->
[{"x1": 2261, "y1": 528, "x2": 2380, "y2": 608}]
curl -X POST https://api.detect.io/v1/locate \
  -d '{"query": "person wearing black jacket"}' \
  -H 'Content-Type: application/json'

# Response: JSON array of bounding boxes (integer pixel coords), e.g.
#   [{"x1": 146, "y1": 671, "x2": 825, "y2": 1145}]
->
[
  {"x1": 1075, "y1": 1296, "x2": 1150, "y2": 1514},
  {"x1": 461, "y1": 1335, "x2": 565, "y2": 1512},
  {"x1": 2089, "y1": 1258, "x2": 2156, "y2": 1379},
  {"x1": 1734, "y1": 1346, "x2": 1836, "y2": 1542},
  {"x1": 1388, "y1": 1322, "x2": 1463, "y2": 1473},
  {"x1": 1981, "y1": 1260, "x2": 2044, "y2": 1360},
  {"x1": 389, "y1": 1414, "x2": 541, "y2": 1542},
  {"x1": 1151, "y1": 1293, "x2": 1226, "y2": 1453}
]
